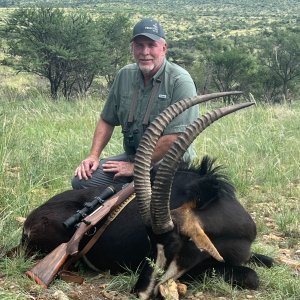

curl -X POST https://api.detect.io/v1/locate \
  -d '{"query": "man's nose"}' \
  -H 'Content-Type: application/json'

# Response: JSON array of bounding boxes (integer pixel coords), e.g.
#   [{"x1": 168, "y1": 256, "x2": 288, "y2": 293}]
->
[{"x1": 141, "y1": 46, "x2": 150, "y2": 55}]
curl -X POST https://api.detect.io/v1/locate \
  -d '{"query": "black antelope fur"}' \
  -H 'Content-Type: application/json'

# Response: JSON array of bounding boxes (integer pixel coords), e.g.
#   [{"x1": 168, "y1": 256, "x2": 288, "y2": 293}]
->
[{"x1": 22, "y1": 156, "x2": 272, "y2": 298}]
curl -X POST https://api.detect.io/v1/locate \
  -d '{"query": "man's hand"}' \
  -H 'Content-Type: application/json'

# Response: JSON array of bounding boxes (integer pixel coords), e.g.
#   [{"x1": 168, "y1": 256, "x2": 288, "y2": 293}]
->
[
  {"x1": 75, "y1": 155, "x2": 99, "y2": 180},
  {"x1": 102, "y1": 161, "x2": 134, "y2": 179}
]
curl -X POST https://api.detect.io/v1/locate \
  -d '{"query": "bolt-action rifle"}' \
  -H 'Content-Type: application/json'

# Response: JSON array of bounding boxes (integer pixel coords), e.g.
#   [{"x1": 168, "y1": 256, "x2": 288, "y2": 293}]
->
[
  {"x1": 63, "y1": 186, "x2": 116, "y2": 229},
  {"x1": 26, "y1": 181, "x2": 135, "y2": 288}
]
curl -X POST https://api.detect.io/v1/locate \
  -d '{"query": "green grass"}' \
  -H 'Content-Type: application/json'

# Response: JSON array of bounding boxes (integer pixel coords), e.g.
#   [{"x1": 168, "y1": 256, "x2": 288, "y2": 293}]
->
[{"x1": 0, "y1": 91, "x2": 299, "y2": 299}]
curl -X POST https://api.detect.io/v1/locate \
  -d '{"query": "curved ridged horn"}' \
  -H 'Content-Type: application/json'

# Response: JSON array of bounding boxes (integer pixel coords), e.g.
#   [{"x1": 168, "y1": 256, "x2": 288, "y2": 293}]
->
[
  {"x1": 150, "y1": 102, "x2": 255, "y2": 234},
  {"x1": 134, "y1": 91, "x2": 243, "y2": 226}
]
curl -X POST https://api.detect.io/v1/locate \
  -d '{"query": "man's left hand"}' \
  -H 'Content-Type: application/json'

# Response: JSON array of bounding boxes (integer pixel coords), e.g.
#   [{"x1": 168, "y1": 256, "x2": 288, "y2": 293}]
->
[{"x1": 102, "y1": 161, "x2": 134, "y2": 179}]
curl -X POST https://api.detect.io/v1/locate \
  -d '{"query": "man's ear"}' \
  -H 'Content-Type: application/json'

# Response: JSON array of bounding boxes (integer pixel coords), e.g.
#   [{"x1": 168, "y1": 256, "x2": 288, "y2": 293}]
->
[{"x1": 163, "y1": 42, "x2": 168, "y2": 54}]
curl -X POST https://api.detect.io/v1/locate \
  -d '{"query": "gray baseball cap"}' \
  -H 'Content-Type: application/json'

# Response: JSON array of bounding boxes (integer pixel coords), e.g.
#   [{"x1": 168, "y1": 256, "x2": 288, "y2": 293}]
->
[{"x1": 131, "y1": 18, "x2": 165, "y2": 41}]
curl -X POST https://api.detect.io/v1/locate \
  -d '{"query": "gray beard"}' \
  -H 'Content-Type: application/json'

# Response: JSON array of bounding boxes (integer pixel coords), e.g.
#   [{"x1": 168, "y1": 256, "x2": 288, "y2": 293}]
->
[{"x1": 138, "y1": 64, "x2": 154, "y2": 76}]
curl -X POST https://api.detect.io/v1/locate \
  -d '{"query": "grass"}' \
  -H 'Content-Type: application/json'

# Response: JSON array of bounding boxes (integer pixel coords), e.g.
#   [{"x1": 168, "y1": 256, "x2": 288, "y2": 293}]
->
[{"x1": 0, "y1": 88, "x2": 299, "y2": 299}]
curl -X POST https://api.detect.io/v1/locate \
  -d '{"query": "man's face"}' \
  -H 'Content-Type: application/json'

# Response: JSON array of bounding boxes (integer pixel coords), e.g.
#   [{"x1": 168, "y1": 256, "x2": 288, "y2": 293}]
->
[{"x1": 132, "y1": 36, "x2": 167, "y2": 78}]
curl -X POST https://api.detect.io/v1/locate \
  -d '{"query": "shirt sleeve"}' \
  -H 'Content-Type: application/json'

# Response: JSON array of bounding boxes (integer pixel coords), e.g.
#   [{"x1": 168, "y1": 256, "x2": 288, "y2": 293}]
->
[
  {"x1": 163, "y1": 74, "x2": 199, "y2": 135},
  {"x1": 100, "y1": 73, "x2": 121, "y2": 126}
]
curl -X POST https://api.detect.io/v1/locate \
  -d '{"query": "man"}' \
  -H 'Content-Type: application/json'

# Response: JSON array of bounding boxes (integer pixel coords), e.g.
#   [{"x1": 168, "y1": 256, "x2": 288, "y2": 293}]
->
[{"x1": 72, "y1": 18, "x2": 198, "y2": 189}]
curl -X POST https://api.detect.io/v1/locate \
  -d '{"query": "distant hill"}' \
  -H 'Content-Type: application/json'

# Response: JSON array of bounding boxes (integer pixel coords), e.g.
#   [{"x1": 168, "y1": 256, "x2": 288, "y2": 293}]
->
[
  {"x1": 1, "y1": 0, "x2": 300, "y2": 16},
  {"x1": 1, "y1": 0, "x2": 299, "y2": 42}
]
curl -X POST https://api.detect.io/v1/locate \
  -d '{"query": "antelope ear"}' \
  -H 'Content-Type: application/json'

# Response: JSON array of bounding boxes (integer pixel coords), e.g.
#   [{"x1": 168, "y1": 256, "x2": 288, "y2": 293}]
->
[{"x1": 172, "y1": 204, "x2": 224, "y2": 262}]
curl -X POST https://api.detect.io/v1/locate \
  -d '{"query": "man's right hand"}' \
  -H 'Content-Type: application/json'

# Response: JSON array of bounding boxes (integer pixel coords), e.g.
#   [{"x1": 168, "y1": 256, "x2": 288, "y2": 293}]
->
[{"x1": 74, "y1": 155, "x2": 99, "y2": 180}]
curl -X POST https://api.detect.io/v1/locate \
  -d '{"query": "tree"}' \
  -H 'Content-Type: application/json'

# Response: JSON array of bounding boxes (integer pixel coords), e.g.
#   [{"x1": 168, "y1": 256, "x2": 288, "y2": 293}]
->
[
  {"x1": 253, "y1": 64, "x2": 283, "y2": 104},
  {"x1": 206, "y1": 47, "x2": 256, "y2": 104},
  {"x1": 2, "y1": 7, "x2": 105, "y2": 98},
  {"x1": 167, "y1": 47, "x2": 195, "y2": 68},
  {"x1": 3, "y1": 7, "x2": 64, "y2": 98},
  {"x1": 1, "y1": 7, "x2": 130, "y2": 99},
  {"x1": 258, "y1": 29, "x2": 300, "y2": 103},
  {"x1": 97, "y1": 14, "x2": 131, "y2": 87},
  {"x1": 189, "y1": 60, "x2": 213, "y2": 94}
]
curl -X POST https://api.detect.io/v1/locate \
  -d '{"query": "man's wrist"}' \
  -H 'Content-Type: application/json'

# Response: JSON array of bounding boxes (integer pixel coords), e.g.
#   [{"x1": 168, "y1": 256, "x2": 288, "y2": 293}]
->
[{"x1": 89, "y1": 153, "x2": 100, "y2": 160}]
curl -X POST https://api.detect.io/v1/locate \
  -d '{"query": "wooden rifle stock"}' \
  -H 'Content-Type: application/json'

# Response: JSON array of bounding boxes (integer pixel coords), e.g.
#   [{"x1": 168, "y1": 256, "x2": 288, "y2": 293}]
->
[{"x1": 26, "y1": 181, "x2": 135, "y2": 288}]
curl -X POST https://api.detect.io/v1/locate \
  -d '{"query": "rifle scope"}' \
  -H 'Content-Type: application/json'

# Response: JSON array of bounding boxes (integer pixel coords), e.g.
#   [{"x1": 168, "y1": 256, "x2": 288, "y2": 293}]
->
[{"x1": 63, "y1": 185, "x2": 116, "y2": 229}]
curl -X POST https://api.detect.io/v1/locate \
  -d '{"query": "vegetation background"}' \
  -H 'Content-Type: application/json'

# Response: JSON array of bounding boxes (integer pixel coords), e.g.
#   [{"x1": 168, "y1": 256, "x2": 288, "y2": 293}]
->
[{"x1": 0, "y1": 0, "x2": 299, "y2": 299}]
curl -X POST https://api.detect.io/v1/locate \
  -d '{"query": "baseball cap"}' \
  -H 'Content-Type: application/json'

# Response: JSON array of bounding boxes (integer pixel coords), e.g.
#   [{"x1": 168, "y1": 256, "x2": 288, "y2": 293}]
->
[{"x1": 131, "y1": 18, "x2": 165, "y2": 41}]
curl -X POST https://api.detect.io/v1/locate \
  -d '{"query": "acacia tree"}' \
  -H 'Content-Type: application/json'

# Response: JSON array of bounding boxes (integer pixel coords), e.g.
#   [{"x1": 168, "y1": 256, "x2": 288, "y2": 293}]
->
[
  {"x1": 57, "y1": 13, "x2": 108, "y2": 98},
  {"x1": 258, "y1": 29, "x2": 300, "y2": 103},
  {"x1": 206, "y1": 47, "x2": 256, "y2": 104},
  {"x1": 253, "y1": 65, "x2": 283, "y2": 104},
  {"x1": 3, "y1": 7, "x2": 64, "y2": 98},
  {"x1": 1, "y1": 7, "x2": 130, "y2": 99},
  {"x1": 98, "y1": 14, "x2": 132, "y2": 87}
]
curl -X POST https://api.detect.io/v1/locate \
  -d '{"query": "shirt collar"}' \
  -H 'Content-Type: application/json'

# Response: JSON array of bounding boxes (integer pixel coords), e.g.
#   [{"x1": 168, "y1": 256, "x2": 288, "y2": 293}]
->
[{"x1": 152, "y1": 58, "x2": 166, "y2": 82}]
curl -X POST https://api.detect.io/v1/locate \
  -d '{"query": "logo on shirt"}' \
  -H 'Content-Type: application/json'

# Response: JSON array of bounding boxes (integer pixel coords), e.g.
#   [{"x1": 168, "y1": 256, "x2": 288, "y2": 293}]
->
[{"x1": 158, "y1": 94, "x2": 167, "y2": 99}]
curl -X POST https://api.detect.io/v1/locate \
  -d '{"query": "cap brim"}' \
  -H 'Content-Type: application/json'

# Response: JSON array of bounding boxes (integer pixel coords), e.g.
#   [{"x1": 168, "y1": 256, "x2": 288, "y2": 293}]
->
[{"x1": 131, "y1": 33, "x2": 161, "y2": 42}]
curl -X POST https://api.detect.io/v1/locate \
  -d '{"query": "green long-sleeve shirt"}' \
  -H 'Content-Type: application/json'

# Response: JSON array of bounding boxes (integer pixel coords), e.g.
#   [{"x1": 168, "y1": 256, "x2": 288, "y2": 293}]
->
[{"x1": 101, "y1": 59, "x2": 199, "y2": 162}]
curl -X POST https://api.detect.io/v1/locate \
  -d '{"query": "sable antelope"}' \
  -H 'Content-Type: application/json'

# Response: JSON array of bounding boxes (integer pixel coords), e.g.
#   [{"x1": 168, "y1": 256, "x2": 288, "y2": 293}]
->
[{"x1": 22, "y1": 92, "x2": 272, "y2": 299}]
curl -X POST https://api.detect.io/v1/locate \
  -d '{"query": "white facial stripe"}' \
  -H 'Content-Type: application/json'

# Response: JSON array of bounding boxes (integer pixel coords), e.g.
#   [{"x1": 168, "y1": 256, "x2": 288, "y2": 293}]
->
[
  {"x1": 138, "y1": 243, "x2": 167, "y2": 300},
  {"x1": 161, "y1": 260, "x2": 181, "y2": 281},
  {"x1": 156, "y1": 243, "x2": 167, "y2": 267}
]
